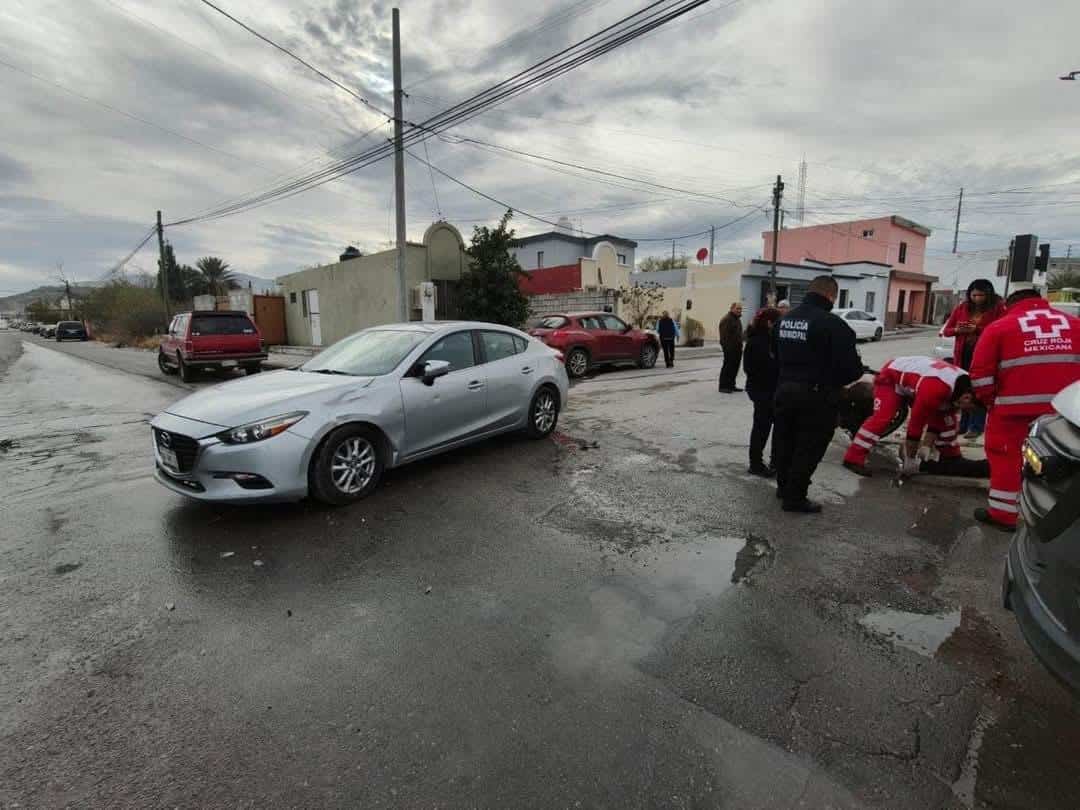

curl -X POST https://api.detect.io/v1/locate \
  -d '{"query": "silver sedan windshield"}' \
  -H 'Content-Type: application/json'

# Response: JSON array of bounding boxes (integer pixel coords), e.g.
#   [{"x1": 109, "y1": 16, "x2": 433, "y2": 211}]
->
[{"x1": 301, "y1": 329, "x2": 426, "y2": 376}]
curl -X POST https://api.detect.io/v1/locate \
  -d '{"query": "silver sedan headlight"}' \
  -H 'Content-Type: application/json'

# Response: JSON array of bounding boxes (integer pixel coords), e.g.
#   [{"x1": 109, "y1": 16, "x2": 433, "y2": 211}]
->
[{"x1": 217, "y1": 412, "x2": 308, "y2": 445}]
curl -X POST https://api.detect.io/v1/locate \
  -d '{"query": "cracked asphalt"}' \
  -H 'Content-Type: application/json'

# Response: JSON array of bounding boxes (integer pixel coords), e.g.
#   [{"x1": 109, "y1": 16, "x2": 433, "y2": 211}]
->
[{"x1": 2, "y1": 330, "x2": 1079, "y2": 808}]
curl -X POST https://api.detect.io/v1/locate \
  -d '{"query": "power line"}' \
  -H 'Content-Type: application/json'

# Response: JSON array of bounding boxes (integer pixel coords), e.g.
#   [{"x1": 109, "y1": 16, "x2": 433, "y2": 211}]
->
[
  {"x1": 194, "y1": 0, "x2": 393, "y2": 119},
  {"x1": 167, "y1": 0, "x2": 716, "y2": 227},
  {"x1": 405, "y1": 147, "x2": 762, "y2": 243}
]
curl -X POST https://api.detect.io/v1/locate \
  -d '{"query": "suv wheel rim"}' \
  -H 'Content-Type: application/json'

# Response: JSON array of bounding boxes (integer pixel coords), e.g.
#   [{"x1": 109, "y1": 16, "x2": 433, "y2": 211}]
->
[
  {"x1": 568, "y1": 351, "x2": 587, "y2": 376},
  {"x1": 331, "y1": 437, "x2": 376, "y2": 494},
  {"x1": 534, "y1": 391, "x2": 557, "y2": 433},
  {"x1": 643, "y1": 345, "x2": 657, "y2": 365}
]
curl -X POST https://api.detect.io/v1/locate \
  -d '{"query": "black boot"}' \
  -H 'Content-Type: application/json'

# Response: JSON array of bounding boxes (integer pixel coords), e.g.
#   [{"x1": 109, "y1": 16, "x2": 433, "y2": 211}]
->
[
  {"x1": 782, "y1": 499, "x2": 823, "y2": 514},
  {"x1": 748, "y1": 461, "x2": 776, "y2": 478}
]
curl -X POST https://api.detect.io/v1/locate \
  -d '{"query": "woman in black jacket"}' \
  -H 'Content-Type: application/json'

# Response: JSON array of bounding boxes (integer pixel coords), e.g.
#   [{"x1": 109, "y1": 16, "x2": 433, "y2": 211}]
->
[{"x1": 743, "y1": 307, "x2": 781, "y2": 477}]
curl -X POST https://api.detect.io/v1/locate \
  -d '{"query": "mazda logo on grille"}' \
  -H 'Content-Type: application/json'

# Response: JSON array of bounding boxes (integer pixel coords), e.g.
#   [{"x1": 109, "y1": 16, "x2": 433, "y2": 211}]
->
[{"x1": 159, "y1": 431, "x2": 172, "y2": 448}]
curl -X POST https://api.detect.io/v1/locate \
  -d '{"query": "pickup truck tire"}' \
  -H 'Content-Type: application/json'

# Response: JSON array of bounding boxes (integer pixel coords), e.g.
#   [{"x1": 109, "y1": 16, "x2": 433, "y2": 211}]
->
[
  {"x1": 158, "y1": 350, "x2": 177, "y2": 376},
  {"x1": 244, "y1": 364, "x2": 262, "y2": 375},
  {"x1": 178, "y1": 353, "x2": 195, "y2": 383}
]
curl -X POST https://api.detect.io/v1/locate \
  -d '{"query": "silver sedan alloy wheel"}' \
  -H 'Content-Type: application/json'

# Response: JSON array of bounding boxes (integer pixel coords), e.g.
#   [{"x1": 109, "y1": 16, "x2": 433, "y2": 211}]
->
[
  {"x1": 331, "y1": 436, "x2": 376, "y2": 494},
  {"x1": 534, "y1": 390, "x2": 557, "y2": 433}
]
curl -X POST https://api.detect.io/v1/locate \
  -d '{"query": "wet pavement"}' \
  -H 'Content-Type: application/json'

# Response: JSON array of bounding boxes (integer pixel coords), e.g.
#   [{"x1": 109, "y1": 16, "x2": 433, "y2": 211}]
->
[{"x1": 2, "y1": 330, "x2": 1079, "y2": 808}]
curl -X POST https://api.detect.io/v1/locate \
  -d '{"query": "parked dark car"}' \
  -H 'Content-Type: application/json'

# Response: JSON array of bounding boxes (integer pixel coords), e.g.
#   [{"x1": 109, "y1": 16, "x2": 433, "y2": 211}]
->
[
  {"x1": 55, "y1": 320, "x2": 88, "y2": 341},
  {"x1": 41, "y1": 324, "x2": 57, "y2": 338},
  {"x1": 528, "y1": 312, "x2": 659, "y2": 379},
  {"x1": 158, "y1": 310, "x2": 267, "y2": 383},
  {"x1": 1004, "y1": 381, "x2": 1080, "y2": 695}
]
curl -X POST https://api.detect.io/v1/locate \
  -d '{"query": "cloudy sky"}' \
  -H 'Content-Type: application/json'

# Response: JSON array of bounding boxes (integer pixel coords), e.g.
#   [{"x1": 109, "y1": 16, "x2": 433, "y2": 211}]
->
[{"x1": 2, "y1": 0, "x2": 1078, "y2": 294}]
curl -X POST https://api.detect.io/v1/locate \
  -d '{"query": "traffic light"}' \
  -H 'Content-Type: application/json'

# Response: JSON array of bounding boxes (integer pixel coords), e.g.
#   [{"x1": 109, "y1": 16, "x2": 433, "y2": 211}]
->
[
  {"x1": 1036, "y1": 243, "x2": 1051, "y2": 273},
  {"x1": 1010, "y1": 234, "x2": 1039, "y2": 282}
]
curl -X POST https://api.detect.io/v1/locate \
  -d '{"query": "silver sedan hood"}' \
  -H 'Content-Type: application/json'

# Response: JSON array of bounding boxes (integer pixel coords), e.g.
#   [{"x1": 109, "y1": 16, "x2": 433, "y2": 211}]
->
[{"x1": 165, "y1": 369, "x2": 374, "y2": 427}]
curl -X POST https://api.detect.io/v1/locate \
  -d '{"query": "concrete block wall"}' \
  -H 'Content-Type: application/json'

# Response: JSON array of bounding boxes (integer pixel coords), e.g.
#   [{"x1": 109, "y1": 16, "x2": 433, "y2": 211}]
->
[{"x1": 528, "y1": 290, "x2": 618, "y2": 318}]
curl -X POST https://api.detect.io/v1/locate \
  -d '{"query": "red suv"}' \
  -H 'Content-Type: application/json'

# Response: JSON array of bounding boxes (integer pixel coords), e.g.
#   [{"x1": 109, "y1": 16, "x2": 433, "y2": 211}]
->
[
  {"x1": 158, "y1": 310, "x2": 267, "y2": 382},
  {"x1": 529, "y1": 312, "x2": 659, "y2": 378}
]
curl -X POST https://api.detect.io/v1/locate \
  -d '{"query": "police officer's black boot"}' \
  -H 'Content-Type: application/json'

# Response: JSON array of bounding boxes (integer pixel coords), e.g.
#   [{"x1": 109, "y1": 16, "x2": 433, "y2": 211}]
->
[{"x1": 782, "y1": 499, "x2": 823, "y2": 514}]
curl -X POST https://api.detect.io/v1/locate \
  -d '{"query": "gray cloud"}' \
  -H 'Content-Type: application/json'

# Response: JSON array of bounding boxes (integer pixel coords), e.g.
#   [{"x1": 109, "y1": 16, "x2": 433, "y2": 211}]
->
[{"x1": 1, "y1": 0, "x2": 1079, "y2": 292}]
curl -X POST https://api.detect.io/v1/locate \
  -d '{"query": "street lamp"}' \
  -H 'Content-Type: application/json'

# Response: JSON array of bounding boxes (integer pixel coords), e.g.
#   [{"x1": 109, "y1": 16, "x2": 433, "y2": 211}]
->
[{"x1": 1061, "y1": 70, "x2": 1080, "y2": 81}]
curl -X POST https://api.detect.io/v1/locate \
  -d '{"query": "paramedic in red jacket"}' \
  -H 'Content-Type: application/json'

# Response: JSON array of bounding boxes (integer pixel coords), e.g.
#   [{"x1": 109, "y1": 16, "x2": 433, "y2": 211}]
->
[
  {"x1": 842, "y1": 356, "x2": 977, "y2": 475},
  {"x1": 969, "y1": 285, "x2": 1080, "y2": 530}
]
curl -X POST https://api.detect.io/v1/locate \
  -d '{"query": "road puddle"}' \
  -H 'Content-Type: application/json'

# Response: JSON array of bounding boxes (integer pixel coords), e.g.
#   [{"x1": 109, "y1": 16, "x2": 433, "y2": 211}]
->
[
  {"x1": 860, "y1": 607, "x2": 962, "y2": 657},
  {"x1": 551, "y1": 536, "x2": 756, "y2": 675}
]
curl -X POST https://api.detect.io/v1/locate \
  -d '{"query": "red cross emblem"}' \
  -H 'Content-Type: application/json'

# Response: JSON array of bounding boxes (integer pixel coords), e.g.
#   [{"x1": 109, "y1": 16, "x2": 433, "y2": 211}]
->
[{"x1": 1019, "y1": 309, "x2": 1070, "y2": 340}]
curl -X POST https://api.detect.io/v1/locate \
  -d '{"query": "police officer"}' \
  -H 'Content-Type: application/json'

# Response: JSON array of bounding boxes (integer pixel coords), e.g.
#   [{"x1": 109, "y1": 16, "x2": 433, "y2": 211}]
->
[{"x1": 772, "y1": 276, "x2": 864, "y2": 513}]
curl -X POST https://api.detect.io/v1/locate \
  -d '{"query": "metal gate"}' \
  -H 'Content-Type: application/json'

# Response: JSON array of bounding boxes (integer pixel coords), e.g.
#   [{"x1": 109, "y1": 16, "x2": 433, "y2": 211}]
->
[{"x1": 434, "y1": 280, "x2": 461, "y2": 320}]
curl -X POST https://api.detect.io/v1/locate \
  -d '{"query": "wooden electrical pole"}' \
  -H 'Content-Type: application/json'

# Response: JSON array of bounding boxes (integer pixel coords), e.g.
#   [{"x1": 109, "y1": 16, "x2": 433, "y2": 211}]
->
[
  {"x1": 392, "y1": 8, "x2": 408, "y2": 322},
  {"x1": 156, "y1": 210, "x2": 170, "y2": 320},
  {"x1": 952, "y1": 187, "x2": 964, "y2": 254},
  {"x1": 769, "y1": 175, "x2": 784, "y2": 303}
]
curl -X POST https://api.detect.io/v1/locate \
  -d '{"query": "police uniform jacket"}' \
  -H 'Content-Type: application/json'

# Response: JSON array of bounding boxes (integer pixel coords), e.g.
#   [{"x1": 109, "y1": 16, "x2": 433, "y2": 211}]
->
[{"x1": 774, "y1": 292, "x2": 864, "y2": 390}]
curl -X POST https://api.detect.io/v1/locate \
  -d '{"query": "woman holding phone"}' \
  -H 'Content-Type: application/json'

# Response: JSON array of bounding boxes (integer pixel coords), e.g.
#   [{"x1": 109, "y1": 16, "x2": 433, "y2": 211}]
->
[{"x1": 941, "y1": 279, "x2": 1005, "y2": 439}]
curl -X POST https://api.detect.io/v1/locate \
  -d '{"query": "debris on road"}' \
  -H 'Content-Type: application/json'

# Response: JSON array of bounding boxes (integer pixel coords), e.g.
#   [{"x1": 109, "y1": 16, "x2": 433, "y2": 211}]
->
[
  {"x1": 253, "y1": 559, "x2": 265, "y2": 568},
  {"x1": 220, "y1": 551, "x2": 235, "y2": 558},
  {"x1": 0, "y1": 438, "x2": 15, "y2": 452},
  {"x1": 424, "y1": 585, "x2": 432, "y2": 594},
  {"x1": 165, "y1": 602, "x2": 175, "y2": 611}
]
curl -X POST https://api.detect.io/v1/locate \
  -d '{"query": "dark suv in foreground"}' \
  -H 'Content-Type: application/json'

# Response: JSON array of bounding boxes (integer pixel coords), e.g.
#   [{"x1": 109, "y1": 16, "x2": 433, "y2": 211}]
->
[
  {"x1": 158, "y1": 310, "x2": 266, "y2": 382},
  {"x1": 1005, "y1": 381, "x2": 1080, "y2": 695}
]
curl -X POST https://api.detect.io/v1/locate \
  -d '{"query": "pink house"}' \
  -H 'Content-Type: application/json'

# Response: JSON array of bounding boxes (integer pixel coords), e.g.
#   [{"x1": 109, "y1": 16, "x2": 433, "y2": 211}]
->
[{"x1": 762, "y1": 216, "x2": 937, "y2": 328}]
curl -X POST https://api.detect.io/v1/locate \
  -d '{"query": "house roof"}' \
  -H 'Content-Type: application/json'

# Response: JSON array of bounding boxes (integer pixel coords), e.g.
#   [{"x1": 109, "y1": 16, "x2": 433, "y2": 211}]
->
[
  {"x1": 511, "y1": 231, "x2": 638, "y2": 248},
  {"x1": 891, "y1": 269, "x2": 939, "y2": 283}
]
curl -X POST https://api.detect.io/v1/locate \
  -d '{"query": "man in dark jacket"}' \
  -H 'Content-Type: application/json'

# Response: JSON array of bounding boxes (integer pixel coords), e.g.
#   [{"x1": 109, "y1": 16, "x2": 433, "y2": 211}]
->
[
  {"x1": 717, "y1": 302, "x2": 744, "y2": 392},
  {"x1": 772, "y1": 276, "x2": 864, "y2": 513},
  {"x1": 656, "y1": 311, "x2": 677, "y2": 368}
]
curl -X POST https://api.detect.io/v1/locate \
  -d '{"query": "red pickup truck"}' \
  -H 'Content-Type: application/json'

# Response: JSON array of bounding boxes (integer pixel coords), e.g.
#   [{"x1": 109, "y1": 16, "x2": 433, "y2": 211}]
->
[{"x1": 158, "y1": 310, "x2": 267, "y2": 382}]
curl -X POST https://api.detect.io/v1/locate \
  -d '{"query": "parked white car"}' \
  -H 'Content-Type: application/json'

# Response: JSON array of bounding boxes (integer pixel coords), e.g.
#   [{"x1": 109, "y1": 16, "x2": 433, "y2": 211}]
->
[{"x1": 833, "y1": 309, "x2": 884, "y2": 342}]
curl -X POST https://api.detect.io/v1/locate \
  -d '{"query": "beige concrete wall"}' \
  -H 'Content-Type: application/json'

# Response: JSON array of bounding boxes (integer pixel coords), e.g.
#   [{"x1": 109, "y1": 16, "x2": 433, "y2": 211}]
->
[
  {"x1": 581, "y1": 242, "x2": 630, "y2": 290},
  {"x1": 654, "y1": 262, "x2": 745, "y2": 343},
  {"x1": 276, "y1": 223, "x2": 468, "y2": 347}
]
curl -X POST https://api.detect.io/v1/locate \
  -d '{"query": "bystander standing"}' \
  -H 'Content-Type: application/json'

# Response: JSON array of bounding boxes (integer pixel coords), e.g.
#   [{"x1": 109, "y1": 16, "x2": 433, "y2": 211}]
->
[{"x1": 744, "y1": 307, "x2": 781, "y2": 477}]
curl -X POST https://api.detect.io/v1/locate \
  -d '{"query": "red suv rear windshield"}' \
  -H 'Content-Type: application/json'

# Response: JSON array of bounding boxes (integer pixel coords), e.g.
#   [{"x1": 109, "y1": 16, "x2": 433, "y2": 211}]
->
[{"x1": 190, "y1": 314, "x2": 255, "y2": 335}]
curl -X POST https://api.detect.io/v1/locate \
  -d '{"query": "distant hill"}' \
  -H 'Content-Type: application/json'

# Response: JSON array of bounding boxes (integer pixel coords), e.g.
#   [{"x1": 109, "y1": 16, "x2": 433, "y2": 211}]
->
[{"x1": 0, "y1": 283, "x2": 99, "y2": 314}]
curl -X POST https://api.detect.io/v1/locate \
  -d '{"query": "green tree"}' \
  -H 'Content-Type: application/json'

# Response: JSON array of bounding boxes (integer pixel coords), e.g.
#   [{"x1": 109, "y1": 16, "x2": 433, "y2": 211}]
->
[
  {"x1": 618, "y1": 281, "x2": 666, "y2": 328},
  {"x1": 457, "y1": 211, "x2": 531, "y2": 327},
  {"x1": 638, "y1": 255, "x2": 689, "y2": 272},
  {"x1": 196, "y1": 256, "x2": 236, "y2": 296},
  {"x1": 1047, "y1": 268, "x2": 1080, "y2": 291},
  {"x1": 26, "y1": 298, "x2": 52, "y2": 322},
  {"x1": 157, "y1": 241, "x2": 184, "y2": 301},
  {"x1": 177, "y1": 264, "x2": 209, "y2": 298}
]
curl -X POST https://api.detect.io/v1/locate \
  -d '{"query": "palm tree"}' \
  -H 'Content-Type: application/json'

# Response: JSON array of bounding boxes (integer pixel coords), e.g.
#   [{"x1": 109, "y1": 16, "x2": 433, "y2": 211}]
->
[
  {"x1": 196, "y1": 257, "x2": 235, "y2": 296},
  {"x1": 1048, "y1": 268, "x2": 1080, "y2": 291}
]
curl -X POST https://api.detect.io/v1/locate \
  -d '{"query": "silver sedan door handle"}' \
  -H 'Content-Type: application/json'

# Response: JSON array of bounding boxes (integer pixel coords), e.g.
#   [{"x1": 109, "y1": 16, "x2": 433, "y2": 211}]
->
[
  {"x1": 521, "y1": 366, "x2": 534, "y2": 375},
  {"x1": 467, "y1": 380, "x2": 485, "y2": 391}
]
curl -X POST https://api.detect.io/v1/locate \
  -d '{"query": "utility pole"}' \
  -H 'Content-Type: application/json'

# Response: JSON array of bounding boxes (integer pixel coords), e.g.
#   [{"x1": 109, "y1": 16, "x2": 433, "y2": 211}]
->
[
  {"x1": 769, "y1": 174, "x2": 784, "y2": 303},
  {"x1": 1003, "y1": 238, "x2": 1015, "y2": 300},
  {"x1": 796, "y1": 157, "x2": 807, "y2": 224},
  {"x1": 952, "y1": 187, "x2": 964, "y2": 254},
  {"x1": 392, "y1": 8, "x2": 408, "y2": 322},
  {"x1": 156, "y1": 210, "x2": 170, "y2": 320},
  {"x1": 709, "y1": 225, "x2": 715, "y2": 266},
  {"x1": 671, "y1": 240, "x2": 676, "y2": 265}
]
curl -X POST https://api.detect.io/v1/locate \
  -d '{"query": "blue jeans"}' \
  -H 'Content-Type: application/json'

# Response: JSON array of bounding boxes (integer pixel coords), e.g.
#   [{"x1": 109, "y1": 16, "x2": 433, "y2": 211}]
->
[{"x1": 960, "y1": 406, "x2": 986, "y2": 435}]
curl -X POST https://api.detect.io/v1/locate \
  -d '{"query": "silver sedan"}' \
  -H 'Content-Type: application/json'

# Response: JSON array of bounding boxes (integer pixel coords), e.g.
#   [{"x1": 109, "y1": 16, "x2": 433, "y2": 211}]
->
[{"x1": 150, "y1": 322, "x2": 569, "y2": 504}]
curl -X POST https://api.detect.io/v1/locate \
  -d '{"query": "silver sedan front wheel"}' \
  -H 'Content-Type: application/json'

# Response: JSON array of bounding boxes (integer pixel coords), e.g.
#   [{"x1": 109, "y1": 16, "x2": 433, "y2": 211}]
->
[
  {"x1": 309, "y1": 425, "x2": 385, "y2": 505},
  {"x1": 331, "y1": 437, "x2": 377, "y2": 494}
]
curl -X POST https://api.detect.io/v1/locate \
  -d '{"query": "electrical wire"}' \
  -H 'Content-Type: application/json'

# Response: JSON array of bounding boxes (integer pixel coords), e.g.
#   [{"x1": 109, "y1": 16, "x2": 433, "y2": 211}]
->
[
  {"x1": 406, "y1": 147, "x2": 763, "y2": 243},
  {"x1": 167, "y1": 0, "x2": 716, "y2": 227},
  {"x1": 194, "y1": 0, "x2": 393, "y2": 119}
]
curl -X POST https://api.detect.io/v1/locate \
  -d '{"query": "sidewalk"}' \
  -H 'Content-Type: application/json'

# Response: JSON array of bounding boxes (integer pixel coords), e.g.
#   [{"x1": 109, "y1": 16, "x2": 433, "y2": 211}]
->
[
  {"x1": 673, "y1": 324, "x2": 939, "y2": 360},
  {"x1": 265, "y1": 324, "x2": 940, "y2": 366}
]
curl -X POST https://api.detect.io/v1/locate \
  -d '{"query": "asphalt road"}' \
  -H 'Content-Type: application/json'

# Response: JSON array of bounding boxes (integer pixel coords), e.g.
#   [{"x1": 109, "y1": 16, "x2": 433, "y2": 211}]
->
[{"x1": 2, "y1": 330, "x2": 1079, "y2": 808}]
